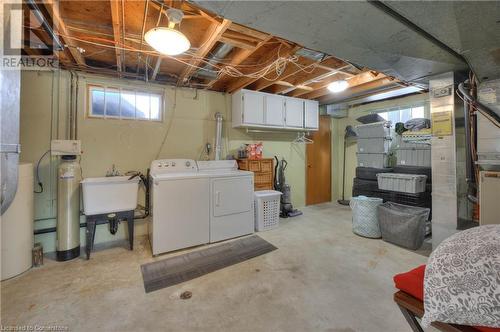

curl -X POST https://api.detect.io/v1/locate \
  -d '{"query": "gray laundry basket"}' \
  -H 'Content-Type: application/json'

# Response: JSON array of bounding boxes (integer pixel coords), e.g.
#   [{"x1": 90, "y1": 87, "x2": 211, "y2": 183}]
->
[
  {"x1": 377, "y1": 202, "x2": 430, "y2": 250},
  {"x1": 350, "y1": 196, "x2": 383, "y2": 238}
]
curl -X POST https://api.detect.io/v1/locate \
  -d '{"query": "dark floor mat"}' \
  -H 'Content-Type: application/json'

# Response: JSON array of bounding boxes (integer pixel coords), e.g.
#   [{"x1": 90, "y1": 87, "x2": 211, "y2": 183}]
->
[{"x1": 141, "y1": 235, "x2": 277, "y2": 293}]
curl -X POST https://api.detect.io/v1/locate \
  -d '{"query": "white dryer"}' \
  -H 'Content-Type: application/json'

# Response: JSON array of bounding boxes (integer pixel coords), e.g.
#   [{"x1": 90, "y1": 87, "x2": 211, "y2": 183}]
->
[
  {"x1": 198, "y1": 160, "x2": 254, "y2": 243},
  {"x1": 149, "y1": 159, "x2": 254, "y2": 256}
]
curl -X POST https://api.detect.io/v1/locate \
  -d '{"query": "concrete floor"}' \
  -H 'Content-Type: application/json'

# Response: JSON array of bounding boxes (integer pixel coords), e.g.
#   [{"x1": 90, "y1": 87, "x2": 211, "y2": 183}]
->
[{"x1": 1, "y1": 203, "x2": 429, "y2": 331}]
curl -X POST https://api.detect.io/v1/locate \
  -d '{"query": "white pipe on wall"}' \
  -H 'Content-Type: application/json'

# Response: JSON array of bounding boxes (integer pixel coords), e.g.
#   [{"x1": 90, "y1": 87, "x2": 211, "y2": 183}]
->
[{"x1": 214, "y1": 112, "x2": 223, "y2": 160}]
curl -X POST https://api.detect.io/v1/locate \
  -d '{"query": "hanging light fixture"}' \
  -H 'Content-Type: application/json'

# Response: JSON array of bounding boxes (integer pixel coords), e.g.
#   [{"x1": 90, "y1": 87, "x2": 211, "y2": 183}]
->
[
  {"x1": 327, "y1": 80, "x2": 349, "y2": 93},
  {"x1": 145, "y1": 8, "x2": 190, "y2": 56}
]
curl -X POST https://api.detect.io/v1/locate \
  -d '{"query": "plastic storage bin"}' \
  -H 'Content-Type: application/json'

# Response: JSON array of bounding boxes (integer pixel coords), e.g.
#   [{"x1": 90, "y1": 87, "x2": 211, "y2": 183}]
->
[
  {"x1": 350, "y1": 196, "x2": 383, "y2": 238},
  {"x1": 377, "y1": 173, "x2": 427, "y2": 194},
  {"x1": 357, "y1": 137, "x2": 392, "y2": 153},
  {"x1": 356, "y1": 167, "x2": 393, "y2": 180},
  {"x1": 355, "y1": 121, "x2": 391, "y2": 138},
  {"x1": 254, "y1": 190, "x2": 281, "y2": 231},
  {"x1": 357, "y1": 152, "x2": 390, "y2": 168},
  {"x1": 395, "y1": 141, "x2": 431, "y2": 167},
  {"x1": 377, "y1": 202, "x2": 430, "y2": 250}
]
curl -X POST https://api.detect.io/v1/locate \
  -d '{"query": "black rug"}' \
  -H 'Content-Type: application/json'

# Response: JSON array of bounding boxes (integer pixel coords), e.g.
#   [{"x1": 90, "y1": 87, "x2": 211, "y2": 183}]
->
[{"x1": 141, "y1": 235, "x2": 277, "y2": 293}]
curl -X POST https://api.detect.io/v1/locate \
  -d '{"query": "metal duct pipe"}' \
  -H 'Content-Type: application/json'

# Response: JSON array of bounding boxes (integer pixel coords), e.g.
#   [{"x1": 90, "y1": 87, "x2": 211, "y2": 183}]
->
[
  {"x1": 462, "y1": 86, "x2": 474, "y2": 186},
  {"x1": 214, "y1": 112, "x2": 223, "y2": 161},
  {"x1": 458, "y1": 82, "x2": 500, "y2": 128},
  {"x1": 193, "y1": 43, "x2": 234, "y2": 79}
]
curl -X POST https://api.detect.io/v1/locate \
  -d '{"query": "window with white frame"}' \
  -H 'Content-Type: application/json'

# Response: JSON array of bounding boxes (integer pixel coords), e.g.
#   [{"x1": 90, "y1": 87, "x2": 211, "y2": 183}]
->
[
  {"x1": 378, "y1": 104, "x2": 427, "y2": 124},
  {"x1": 87, "y1": 84, "x2": 163, "y2": 121}
]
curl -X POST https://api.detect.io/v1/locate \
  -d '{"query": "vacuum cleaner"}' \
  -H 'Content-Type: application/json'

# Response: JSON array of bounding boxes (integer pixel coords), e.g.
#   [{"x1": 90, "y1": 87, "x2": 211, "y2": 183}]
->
[{"x1": 274, "y1": 156, "x2": 302, "y2": 218}]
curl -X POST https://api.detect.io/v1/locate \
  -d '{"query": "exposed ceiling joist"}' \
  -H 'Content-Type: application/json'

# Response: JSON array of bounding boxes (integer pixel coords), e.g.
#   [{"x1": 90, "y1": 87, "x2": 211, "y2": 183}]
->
[
  {"x1": 312, "y1": 76, "x2": 397, "y2": 101},
  {"x1": 177, "y1": 18, "x2": 232, "y2": 84},
  {"x1": 43, "y1": 0, "x2": 86, "y2": 66},
  {"x1": 260, "y1": 58, "x2": 348, "y2": 94},
  {"x1": 207, "y1": 35, "x2": 273, "y2": 89},
  {"x1": 110, "y1": 0, "x2": 123, "y2": 72},
  {"x1": 219, "y1": 35, "x2": 256, "y2": 50},
  {"x1": 225, "y1": 43, "x2": 302, "y2": 93},
  {"x1": 228, "y1": 23, "x2": 269, "y2": 41},
  {"x1": 285, "y1": 64, "x2": 357, "y2": 97}
]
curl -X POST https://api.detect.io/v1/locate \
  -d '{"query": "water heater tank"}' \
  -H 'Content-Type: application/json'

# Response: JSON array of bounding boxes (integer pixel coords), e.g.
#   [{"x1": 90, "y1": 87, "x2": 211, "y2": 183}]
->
[
  {"x1": 1, "y1": 163, "x2": 34, "y2": 280},
  {"x1": 56, "y1": 155, "x2": 81, "y2": 261}
]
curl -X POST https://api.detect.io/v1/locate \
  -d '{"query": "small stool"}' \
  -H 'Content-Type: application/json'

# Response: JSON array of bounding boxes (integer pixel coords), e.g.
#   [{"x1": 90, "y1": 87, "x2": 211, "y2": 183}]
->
[{"x1": 85, "y1": 210, "x2": 135, "y2": 260}]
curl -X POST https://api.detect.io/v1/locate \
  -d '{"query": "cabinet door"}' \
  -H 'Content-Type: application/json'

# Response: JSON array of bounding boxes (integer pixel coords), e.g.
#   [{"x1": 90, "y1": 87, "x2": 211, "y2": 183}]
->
[
  {"x1": 264, "y1": 94, "x2": 284, "y2": 126},
  {"x1": 285, "y1": 97, "x2": 304, "y2": 128},
  {"x1": 304, "y1": 100, "x2": 319, "y2": 129},
  {"x1": 242, "y1": 91, "x2": 265, "y2": 125}
]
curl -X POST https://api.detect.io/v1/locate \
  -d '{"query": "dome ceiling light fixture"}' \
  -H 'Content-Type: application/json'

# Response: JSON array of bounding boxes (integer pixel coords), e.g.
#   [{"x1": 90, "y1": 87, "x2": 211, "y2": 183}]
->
[
  {"x1": 145, "y1": 8, "x2": 190, "y2": 56},
  {"x1": 327, "y1": 80, "x2": 349, "y2": 93}
]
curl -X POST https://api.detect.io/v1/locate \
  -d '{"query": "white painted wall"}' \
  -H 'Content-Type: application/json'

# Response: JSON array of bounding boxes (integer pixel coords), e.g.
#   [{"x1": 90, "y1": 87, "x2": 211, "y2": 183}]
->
[{"x1": 20, "y1": 70, "x2": 306, "y2": 253}]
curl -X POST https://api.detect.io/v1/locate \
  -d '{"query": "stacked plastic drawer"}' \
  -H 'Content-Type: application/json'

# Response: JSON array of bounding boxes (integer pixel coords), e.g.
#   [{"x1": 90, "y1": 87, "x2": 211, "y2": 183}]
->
[{"x1": 356, "y1": 121, "x2": 391, "y2": 168}]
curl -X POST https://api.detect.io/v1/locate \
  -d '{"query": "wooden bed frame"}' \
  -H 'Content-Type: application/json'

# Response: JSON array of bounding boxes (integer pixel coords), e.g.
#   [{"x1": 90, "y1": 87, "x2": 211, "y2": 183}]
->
[{"x1": 394, "y1": 291, "x2": 482, "y2": 332}]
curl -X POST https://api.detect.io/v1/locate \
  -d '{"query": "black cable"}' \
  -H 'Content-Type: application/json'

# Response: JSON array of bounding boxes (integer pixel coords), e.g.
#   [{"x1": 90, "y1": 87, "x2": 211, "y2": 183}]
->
[{"x1": 34, "y1": 150, "x2": 51, "y2": 194}]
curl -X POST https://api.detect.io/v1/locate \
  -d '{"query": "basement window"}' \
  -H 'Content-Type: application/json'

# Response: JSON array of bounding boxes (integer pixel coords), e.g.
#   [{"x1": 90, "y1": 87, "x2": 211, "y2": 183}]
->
[
  {"x1": 87, "y1": 85, "x2": 163, "y2": 121},
  {"x1": 378, "y1": 104, "x2": 427, "y2": 124}
]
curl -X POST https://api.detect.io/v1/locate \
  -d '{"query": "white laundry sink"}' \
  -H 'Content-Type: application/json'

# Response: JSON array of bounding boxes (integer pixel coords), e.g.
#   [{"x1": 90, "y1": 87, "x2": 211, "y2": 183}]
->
[{"x1": 81, "y1": 176, "x2": 140, "y2": 215}]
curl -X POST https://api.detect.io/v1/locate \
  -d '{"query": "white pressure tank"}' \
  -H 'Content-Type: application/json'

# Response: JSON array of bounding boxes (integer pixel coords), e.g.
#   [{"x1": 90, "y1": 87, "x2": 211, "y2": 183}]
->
[
  {"x1": 1, "y1": 163, "x2": 34, "y2": 280},
  {"x1": 56, "y1": 155, "x2": 81, "y2": 261}
]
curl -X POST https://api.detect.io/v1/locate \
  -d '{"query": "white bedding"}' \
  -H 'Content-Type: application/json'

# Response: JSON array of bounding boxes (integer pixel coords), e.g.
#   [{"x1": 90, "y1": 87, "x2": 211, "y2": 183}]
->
[{"x1": 422, "y1": 225, "x2": 500, "y2": 328}]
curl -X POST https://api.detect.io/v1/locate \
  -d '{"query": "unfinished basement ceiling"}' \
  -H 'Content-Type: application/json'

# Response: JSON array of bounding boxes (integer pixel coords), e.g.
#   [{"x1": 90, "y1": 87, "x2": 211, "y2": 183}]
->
[
  {"x1": 23, "y1": 0, "x2": 417, "y2": 103},
  {"x1": 194, "y1": 1, "x2": 499, "y2": 84}
]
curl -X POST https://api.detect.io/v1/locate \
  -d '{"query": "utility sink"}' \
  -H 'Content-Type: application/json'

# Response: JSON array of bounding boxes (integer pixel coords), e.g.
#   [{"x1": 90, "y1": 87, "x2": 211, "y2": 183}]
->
[{"x1": 81, "y1": 176, "x2": 140, "y2": 216}]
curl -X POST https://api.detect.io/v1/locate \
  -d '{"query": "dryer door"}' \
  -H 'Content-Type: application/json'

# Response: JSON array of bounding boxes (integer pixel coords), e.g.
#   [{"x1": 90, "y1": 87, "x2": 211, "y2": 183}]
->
[
  {"x1": 210, "y1": 176, "x2": 254, "y2": 242},
  {"x1": 212, "y1": 176, "x2": 253, "y2": 217}
]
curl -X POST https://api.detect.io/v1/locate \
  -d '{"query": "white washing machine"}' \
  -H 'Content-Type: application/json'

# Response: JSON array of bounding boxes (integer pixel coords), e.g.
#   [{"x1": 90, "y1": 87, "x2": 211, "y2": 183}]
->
[{"x1": 149, "y1": 159, "x2": 254, "y2": 255}]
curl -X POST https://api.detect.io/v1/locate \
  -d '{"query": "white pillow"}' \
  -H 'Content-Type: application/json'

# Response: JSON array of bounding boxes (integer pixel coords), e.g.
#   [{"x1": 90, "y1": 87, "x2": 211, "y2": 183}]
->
[{"x1": 422, "y1": 225, "x2": 500, "y2": 328}]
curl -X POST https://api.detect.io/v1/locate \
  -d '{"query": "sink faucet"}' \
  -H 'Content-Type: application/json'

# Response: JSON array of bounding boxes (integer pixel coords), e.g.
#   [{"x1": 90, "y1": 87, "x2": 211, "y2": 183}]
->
[{"x1": 106, "y1": 164, "x2": 121, "y2": 177}]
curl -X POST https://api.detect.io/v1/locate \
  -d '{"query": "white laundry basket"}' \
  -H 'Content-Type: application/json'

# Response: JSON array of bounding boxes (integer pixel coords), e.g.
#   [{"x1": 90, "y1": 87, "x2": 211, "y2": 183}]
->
[
  {"x1": 350, "y1": 196, "x2": 383, "y2": 238},
  {"x1": 254, "y1": 190, "x2": 282, "y2": 231}
]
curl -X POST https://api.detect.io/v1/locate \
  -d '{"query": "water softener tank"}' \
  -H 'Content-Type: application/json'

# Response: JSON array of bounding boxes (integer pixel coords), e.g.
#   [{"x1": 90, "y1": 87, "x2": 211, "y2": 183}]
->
[{"x1": 57, "y1": 155, "x2": 81, "y2": 261}]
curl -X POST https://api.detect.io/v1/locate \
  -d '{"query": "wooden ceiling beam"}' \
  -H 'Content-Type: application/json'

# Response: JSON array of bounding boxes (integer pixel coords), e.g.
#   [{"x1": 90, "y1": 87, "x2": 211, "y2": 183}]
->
[
  {"x1": 177, "y1": 18, "x2": 232, "y2": 84},
  {"x1": 255, "y1": 57, "x2": 348, "y2": 93},
  {"x1": 110, "y1": 0, "x2": 123, "y2": 72},
  {"x1": 224, "y1": 43, "x2": 302, "y2": 93},
  {"x1": 219, "y1": 36, "x2": 257, "y2": 50},
  {"x1": 306, "y1": 75, "x2": 395, "y2": 101},
  {"x1": 227, "y1": 23, "x2": 269, "y2": 41},
  {"x1": 206, "y1": 35, "x2": 273, "y2": 90},
  {"x1": 42, "y1": 0, "x2": 85, "y2": 67}
]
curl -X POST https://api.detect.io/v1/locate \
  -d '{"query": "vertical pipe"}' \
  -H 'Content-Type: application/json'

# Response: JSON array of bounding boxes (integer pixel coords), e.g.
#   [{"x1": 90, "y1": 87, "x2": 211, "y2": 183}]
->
[{"x1": 214, "y1": 112, "x2": 223, "y2": 160}]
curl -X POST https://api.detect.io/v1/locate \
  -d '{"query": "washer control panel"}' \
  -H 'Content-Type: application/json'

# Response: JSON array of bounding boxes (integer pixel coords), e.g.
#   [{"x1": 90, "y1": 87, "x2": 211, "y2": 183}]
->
[{"x1": 150, "y1": 159, "x2": 197, "y2": 175}]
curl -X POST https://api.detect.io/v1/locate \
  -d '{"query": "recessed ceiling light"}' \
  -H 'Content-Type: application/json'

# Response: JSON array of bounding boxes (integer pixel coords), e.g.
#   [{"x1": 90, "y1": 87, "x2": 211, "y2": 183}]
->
[
  {"x1": 145, "y1": 8, "x2": 190, "y2": 56},
  {"x1": 327, "y1": 80, "x2": 349, "y2": 93}
]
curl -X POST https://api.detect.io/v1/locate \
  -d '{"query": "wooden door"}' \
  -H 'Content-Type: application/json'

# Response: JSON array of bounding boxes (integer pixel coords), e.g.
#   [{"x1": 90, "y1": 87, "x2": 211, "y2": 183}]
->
[{"x1": 306, "y1": 115, "x2": 331, "y2": 205}]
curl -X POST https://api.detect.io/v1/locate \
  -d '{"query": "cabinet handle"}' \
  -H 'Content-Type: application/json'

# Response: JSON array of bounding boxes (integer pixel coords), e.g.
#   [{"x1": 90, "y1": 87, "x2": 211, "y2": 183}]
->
[{"x1": 215, "y1": 191, "x2": 221, "y2": 206}]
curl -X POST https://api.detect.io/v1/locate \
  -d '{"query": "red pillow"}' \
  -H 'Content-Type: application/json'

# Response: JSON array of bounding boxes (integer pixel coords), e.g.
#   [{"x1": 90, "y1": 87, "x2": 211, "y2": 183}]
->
[
  {"x1": 393, "y1": 265, "x2": 500, "y2": 332},
  {"x1": 393, "y1": 264, "x2": 426, "y2": 301}
]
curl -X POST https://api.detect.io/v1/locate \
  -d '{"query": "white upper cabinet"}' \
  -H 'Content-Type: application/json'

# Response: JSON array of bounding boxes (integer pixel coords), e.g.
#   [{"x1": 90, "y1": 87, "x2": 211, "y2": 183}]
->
[
  {"x1": 232, "y1": 90, "x2": 264, "y2": 126},
  {"x1": 264, "y1": 94, "x2": 285, "y2": 127},
  {"x1": 232, "y1": 89, "x2": 319, "y2": 131},
  {"x1": 284, "y1": 97, "x2": 304, "y2": 128},
  {"x1": 304, "y1": 100, "x2": 319, "y2": 130}
]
